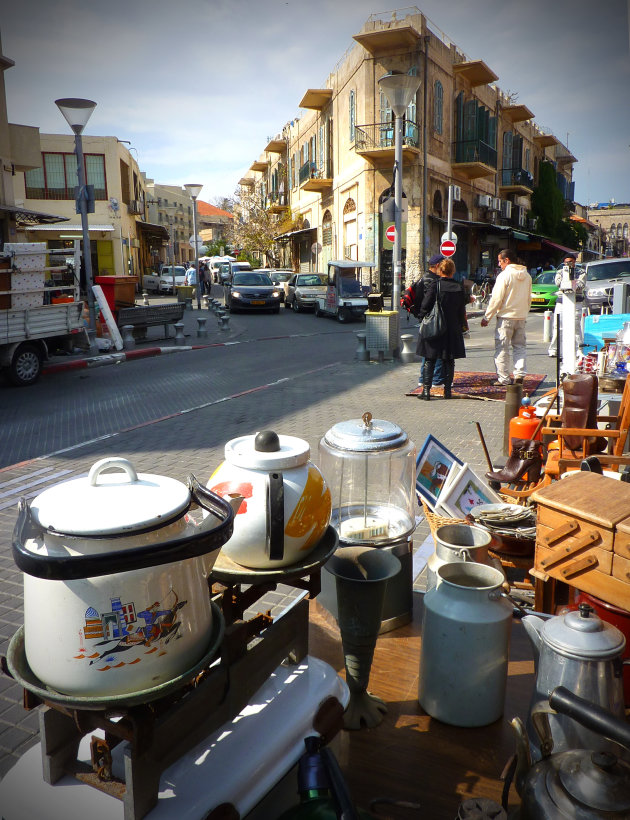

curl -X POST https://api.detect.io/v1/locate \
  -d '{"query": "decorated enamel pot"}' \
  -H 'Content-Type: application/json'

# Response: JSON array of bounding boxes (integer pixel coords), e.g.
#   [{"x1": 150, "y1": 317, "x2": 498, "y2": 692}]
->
[
  {"x1": 12, "y1": 457, "x2": 233, "y2": 698},
  {"x1": 207, "y1": 430, "x2": 331, "y2": 568}
]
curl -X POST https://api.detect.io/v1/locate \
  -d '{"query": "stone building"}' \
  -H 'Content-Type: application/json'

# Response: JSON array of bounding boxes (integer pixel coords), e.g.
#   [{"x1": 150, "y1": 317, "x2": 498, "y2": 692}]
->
[
  {"x1": 587, "y1": 203, "x2": 630, "y2": 258},
  {"x1": 144, "y1": 181, "x2": 197, "y2": 267},
  {"x1": 240, "y1": 9, "x2": 576, "y2": 292}
]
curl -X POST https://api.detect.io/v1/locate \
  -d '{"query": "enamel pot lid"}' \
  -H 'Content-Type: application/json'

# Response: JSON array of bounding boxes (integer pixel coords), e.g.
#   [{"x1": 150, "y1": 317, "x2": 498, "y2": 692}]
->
[
  {"x1": 322, "y1": 411, "x2": 408, "y2": 452},
  {"x1": 30, "y1": 457, "x2": 191, "y2": 536},
  {"x1": 224, "y1": 430, "x2": 310, "y2": 470}
]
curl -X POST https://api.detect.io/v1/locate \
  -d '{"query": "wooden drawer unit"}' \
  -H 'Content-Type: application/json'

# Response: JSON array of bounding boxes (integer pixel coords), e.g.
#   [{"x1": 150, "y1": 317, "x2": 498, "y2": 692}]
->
[{"x1": 532, "y1": 473, "x2": 630, "y2": 610}]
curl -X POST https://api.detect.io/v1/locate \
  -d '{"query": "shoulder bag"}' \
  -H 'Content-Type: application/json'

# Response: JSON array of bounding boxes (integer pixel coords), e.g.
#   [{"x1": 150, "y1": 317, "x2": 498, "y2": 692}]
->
[{"x1": 419, "y1": 279, "x2": 446, "y2": 340}]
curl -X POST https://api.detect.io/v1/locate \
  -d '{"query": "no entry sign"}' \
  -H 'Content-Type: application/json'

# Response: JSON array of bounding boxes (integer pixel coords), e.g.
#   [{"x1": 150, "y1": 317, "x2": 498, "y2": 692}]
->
[
  {"x1": 440, "y1": 239, "x2": 456, "y2": 257},
  {"x1": 385, "y1": 224, "x2": 396, "y2": 243}
]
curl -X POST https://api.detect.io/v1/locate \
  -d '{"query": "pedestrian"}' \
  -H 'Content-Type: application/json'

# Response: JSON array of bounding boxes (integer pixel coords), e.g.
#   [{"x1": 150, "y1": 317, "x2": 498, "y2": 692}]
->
[
  {"x1": 416, "y1": 257, "x2": 467, "y2": 401},
  {"x1": 199, "y1": 262, "x2": 210, "y2": 295},
  {"x1": 185, "y1": 262, "x2": 202, "y2": 309},
  {"x1": 548, "y1": 253, "x2": 585, "y2": 358},
  {"x1": 480, "y1": 249, "x2": 532, "y2": 386},
  {"x1": 405, "y1": 254, "x2": 446, "y2": 387}
]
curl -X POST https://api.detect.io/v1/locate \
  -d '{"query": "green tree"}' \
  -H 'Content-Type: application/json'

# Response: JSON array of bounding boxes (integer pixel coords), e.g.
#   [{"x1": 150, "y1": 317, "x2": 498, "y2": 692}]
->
[
  {"x1": 226, "y1": 185, "x2": 295, "y2": 267},
  {"x1": 530, "y1": 161, "x2": 583, "y2": 251}
]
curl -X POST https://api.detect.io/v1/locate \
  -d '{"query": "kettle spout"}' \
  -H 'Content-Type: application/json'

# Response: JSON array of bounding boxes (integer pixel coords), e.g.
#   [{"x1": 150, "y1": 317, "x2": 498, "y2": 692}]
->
[
  {"x1": 510, "y1": 717, "x2": 532, "y2": 797},
  {"x1": 521, "y1": 615, "x2": 544, "y2": 665},
  {"x1": 226, "y1": 494, "x2": 245, "y2": 515}
]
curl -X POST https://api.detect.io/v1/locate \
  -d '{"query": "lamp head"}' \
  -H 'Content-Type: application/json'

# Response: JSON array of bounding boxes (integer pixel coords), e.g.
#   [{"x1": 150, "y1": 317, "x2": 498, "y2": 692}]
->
[
  {"x1": 55, "y1": 98, "x2": 97, "y2": 135},
  {"x1": 377, "y1": 72, "x2": 421, "y2": 117},
  {"x1": 184, "y1": 183, "x2": 203, "y2": 200}
]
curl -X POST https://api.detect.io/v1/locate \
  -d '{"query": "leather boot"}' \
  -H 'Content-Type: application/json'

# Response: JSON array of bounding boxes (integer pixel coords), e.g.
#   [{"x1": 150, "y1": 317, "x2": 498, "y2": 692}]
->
[
  {"x1": 421, "y1": 359, "x2": 435, "y2": 401},
  {"x1": 443, "y1": 360, "x2": 454, "y2": 399},
  {"x1": 485, "y1": 438, "x2": 543, "y2": 484}
]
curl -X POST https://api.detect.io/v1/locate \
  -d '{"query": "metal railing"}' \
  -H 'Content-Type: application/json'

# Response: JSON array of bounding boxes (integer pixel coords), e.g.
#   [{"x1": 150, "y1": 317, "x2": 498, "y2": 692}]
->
[
  {"x1": 501, "y1": 168, "x2": 534, "y2": 188},
  {"x1": 299, "y1": 161, "x2": 332, "y2": 185},
  {"x1": 354, "y1": 120, "x2": 420, "y2": 152},
  {"x1": 266, "y1": 191, "x2": 287, "y2": 207},
  {"x1": 452, "y1": 139, "x2": 497, "y2": 168}
]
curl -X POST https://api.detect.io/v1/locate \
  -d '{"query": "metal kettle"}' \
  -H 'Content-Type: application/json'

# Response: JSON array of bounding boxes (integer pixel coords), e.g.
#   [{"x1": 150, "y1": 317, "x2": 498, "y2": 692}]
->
[
  {"x1": 512, "y1": 686, "x2": 630, "y2": 819},
  {"x1": 522, "y1": 603, "x2": 627, "y2": 759}
]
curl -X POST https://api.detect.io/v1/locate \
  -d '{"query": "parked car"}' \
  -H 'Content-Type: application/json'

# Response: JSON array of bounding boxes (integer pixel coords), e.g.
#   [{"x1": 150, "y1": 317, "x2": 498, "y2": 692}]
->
[
  {"x1": 259, "y1": 269, "x2": 293, "y2": 303},
  {"x1": 142, "y1": 266, "x2": 187, "y2": 293},
  {"x1": 224, "y1": 271, "x2": 282, "y2": 313},
  {"x1": 530, "y1": 270, "x2": 560, "y2": 310},
  {"x1": 285, "y1": 273, "x2": 328, "y2": 312},
  {"x1": 209, "y1": 256, "x2": 235, "y2": 283},
  {"x1": 584, "y1": 258, "x2": 630, "y2": 313}
]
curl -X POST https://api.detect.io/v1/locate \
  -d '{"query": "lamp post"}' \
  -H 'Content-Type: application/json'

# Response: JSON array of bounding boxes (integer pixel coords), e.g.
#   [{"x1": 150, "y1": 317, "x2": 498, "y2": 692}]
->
[
  {"x1": 164, "y1": 205, "x2": 176, "y2": 295},
  {"x1": 55, "y1": 97, "x2": 97, "y2": 347},
  {"x1": 184, "y1": 183, "x2": 203, "y2": 308},
  {"x1": 377, "y1": 72, "x2": 421, "y2": 336}
]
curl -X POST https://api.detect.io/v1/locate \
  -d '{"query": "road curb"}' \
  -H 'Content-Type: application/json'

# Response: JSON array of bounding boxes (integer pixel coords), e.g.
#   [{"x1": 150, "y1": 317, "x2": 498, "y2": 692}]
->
[{"x1": 42, "y1": 344, "x2": 196, "y2": 375}]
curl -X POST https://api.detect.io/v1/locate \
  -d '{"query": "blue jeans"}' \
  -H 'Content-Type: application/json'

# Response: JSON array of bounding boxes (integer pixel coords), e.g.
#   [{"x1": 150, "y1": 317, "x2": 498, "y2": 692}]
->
[{"x1": 419, "y1": 357, "x2": 444, "y2": 385}]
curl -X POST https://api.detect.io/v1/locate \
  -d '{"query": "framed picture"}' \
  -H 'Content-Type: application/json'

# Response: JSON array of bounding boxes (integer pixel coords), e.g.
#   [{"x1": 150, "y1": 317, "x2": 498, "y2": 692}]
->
[
  {"x1": 436, "y1": 463, "x2": 502, "y2": 518},
  {"x1": 415, "y1": 434, "x2": 463, "y2": 510}
]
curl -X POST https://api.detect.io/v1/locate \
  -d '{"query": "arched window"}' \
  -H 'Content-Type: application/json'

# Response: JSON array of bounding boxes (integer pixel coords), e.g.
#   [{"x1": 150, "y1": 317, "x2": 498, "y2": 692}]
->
[
  {"x1": 618, "y1": 224, "x2": 623, "y2": 238},
  {"x1": 624, "y1": 223, "x2": 629, "y2": 239},
  {"x1": 433, "y1": 81, "x2": 443, "y2": 134},
  {"x1": 322, "y1": 210, "x2": 332, "y2": 247},
  {"x1": 611, "y1": 224, "x2": 616, "y2": 239},
  {"x1": 433, "y1": 189, "x2": 442, "y2": 215},
  {"x1": 349, "y1": 90, "x2": 356, "y2": 143}
]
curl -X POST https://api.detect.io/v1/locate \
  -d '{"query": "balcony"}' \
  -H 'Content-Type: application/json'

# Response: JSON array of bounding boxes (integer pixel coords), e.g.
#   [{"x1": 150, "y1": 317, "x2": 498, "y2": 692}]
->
[
  {"x1": 533, "y1": 132, "x2": 559, "y2": 149},
  {"x1": 299, "y1": 161, "x2": 333, "y2": 193},
  {"x1": 452, "y1": 140, "x2": 497, "y2": 179},
  {"x1": 299, "y1": 89, "x2": 333, "y2": 110},
  {"x1": 453, "y1": 60, "x2": 498, "y2": 87},
  {"x1": 265, "y1": 138, "x2": 286, "y2": 154},
  {"x1": 266, "y1": 191, "x2": 288, "y2": 213},
  {"x1": 354, "y1": 121, "x2": 420, "y2": 164},
  {"x1": 502, "y1": 104, "x2": 534, "y2": 123},
  {"x1": 499, "y1": 168, "x2": 534, "y2": 195},
  {"x1": 353, "y1": 25, "x2": 421, "y2": 56},
  {"x1": 250, "y1": 160, "x2": 268, "y2": 172}
]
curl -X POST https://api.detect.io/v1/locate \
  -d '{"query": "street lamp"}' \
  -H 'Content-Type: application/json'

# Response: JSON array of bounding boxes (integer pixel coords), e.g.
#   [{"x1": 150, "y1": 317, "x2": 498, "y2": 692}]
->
[
  {"x1": 55, "y1": 98, "x2": 97, "y2": 348},
  {"x1": 184, "y1": 183, "x2": 203, "y2": 308},
  {"x1": 377, "y1": 72, "x2": 421, "y2": 346},
  {"x1": 163, "y1": 205, "x2": 177, "y2": 294}
]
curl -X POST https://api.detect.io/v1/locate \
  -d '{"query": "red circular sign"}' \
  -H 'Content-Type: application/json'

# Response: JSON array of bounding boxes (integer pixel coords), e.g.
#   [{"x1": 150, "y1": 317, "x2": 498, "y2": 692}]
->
[
  {"x1": 440, "y1": 240, "x2": 456, "y2": 257},
  {"x1": 385, "y1": 225, "x2": 396, "y2": 243}
]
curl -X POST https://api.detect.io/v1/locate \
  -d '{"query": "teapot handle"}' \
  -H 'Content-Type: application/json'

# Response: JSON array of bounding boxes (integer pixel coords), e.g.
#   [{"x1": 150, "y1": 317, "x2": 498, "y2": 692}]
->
[
  {"x1": 549, "y1": 686, "x2": 630, "y2": 753},
  {"x1": 12, "y1": 474, "x2": 234, "y2": 580},
  {"x1": 267, "y1": 471, "x2": 285, "y2": 561}
]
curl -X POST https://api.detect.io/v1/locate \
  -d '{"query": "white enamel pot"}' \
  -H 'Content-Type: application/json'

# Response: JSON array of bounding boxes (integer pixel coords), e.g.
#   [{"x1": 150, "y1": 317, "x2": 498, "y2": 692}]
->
[
  {"x1": 12, "y1": 457, "x2": 233, "y2": 699},
  {"x1": 207, "y1": 430, "x2": 332, "y2": 568}
]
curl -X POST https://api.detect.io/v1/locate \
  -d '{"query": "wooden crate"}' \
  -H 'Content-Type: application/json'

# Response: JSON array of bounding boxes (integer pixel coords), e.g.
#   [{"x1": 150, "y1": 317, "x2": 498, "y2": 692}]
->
[{"x1": 531, "y1": 473, "x2": 630, "y2": 610}]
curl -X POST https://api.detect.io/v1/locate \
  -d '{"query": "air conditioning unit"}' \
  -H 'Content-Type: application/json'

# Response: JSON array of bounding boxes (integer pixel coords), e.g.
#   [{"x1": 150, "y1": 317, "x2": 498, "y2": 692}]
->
[
  {"x1": 489, "y1": 197, "x2": 501, "y2": 211},
  {"x1": 514, "y1": 205, "x2": 526, "y2": 227},
  {"x1": 527, "y1": 217, "x2": 538, "y2": 231},
  {"x1": 128, "y1": 199, "x2": 143, "y2": 215},
  {"x1": 500, "y1": 200, "x2": 512, "y2": 219},
  {"x1": 476, "y1": 194, "x2": 491, "y2": 208}
]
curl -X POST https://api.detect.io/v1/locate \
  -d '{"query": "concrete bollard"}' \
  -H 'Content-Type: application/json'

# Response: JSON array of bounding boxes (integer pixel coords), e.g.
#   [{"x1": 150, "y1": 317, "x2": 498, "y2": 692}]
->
[
  {"x1": 211, "y1": 299, "x2": 220, "y2": 312},
  {"x1": 400, "y1": 333, "x2": 416, "y2": 364},
  {"x1": 142, "y1": 291, "x2": 150, "y2": 306},
  {"x1": 185, "y1": 298, "x2": 193, "y2": 311},
  {"x1": 121, "y1": 325, "x2": 136, "y2": 351},
  {"x1": 355, "y1": 331, "x2": 369, "y2": 361},
  {"x1": 201, "y1": 295, "x2": 209, "y2": 311},
  {"x1": 196, "y1": 316, "x2": 208, "y2": 338},
  {"x1": 219, "y1": 313, "x2": 230, "y2": 330},
  {"x1": 543, "y1": 310, "x2": 553, "y2": 343},
  {"x1": 174, "y1": 322, "x2": 185, "y2": 346}
]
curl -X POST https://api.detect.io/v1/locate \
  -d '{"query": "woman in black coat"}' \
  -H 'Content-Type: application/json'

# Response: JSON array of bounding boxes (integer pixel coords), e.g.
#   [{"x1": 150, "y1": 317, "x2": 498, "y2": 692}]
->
[{"x1": 416, "y1": 258, "x2": 466, "y2": 400}]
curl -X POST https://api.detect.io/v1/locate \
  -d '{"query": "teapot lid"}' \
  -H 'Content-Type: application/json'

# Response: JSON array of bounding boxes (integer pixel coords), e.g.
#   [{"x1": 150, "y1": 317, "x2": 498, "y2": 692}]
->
[
  {"x1": 552, "y1": 750, "x2": 630, "y2": 813},
  {"x1": 322, "y1": 412, "x2": 408, "y2": 452},
  {"x1": 543, "y1": 603, "x2": 626, "y2": 659},
  {"x1": 224, "y1": 430, "x2": 310, "y2": 470},
  {"x1": 30, "y1": 457, "x2": 191, "y2": 536}
]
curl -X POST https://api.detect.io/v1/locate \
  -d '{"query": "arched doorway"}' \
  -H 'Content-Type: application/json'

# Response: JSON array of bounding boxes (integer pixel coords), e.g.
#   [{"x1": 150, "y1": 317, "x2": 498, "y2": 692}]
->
[{"x1": 343, "y1": 198, "x2": 357, "y2": 260}]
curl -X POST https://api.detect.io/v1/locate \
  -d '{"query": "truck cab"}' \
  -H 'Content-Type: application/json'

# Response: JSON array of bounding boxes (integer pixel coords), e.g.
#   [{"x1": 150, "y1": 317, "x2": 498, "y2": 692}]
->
[{"x1": 314, "y1": 260, "x2": 376, "y2": 323}]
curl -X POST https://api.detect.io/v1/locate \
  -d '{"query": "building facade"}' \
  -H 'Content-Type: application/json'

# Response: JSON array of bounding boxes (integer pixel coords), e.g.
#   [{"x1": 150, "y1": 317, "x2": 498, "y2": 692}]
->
[
  {"x1": 587, "y1": 203, "x2": 630, "y2": 258},
  {"x1": 240, "y1": 10, "x2": 577, "y2": 291},
  {"x1": 144, "y1": 181, "x2": 197, "y2": 267}
]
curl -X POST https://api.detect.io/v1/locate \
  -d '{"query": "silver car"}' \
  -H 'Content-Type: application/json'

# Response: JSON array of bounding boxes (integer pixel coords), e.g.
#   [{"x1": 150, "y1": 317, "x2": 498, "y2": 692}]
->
[
  {"x1": 285, "y1": 273, "x2": 328, "y2": 312},
  {"x1": 584, "y1": 258, "x2": 630, "y2": 313}
]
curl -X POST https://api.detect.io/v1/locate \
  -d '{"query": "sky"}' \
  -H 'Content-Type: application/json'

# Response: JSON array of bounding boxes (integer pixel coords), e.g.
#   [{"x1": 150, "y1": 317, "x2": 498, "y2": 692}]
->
[{"x1": 2, "y1": 0, "x2": 629, "y2": 207}]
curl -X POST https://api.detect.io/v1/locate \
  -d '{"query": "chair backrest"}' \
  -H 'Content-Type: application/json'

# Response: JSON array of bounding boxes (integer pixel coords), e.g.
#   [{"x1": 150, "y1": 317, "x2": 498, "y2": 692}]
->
[
  {"x1": 612, "y1": 374, "x2": 630, "y2": 456},
  {"x1": 561, "y1": 374, "x2": 600, "y2": 452}
]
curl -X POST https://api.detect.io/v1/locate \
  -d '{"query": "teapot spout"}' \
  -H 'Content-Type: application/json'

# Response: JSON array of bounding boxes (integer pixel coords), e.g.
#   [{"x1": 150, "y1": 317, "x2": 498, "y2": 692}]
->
[
  {"x1": 521, "y1": 615, "x2": 544, "y2": 665},
  {"x1": 509, "y1": 717, "x2": 532, "y2": 797}
]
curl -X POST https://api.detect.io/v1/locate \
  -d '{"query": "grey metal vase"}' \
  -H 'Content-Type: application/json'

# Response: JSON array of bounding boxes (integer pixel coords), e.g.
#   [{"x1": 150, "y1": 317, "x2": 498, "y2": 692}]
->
[{"x1": 324, "y1": 545, "x2": 401, "y2": 730}]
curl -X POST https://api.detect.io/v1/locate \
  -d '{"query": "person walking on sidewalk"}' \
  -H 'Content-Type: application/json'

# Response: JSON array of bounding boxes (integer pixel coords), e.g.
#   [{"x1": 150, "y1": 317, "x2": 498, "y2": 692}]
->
[
  {"x1": 185, "y1": 262, "x2": 202, "y2": 309},
  {"x1": 410, "y1": 253, "x2": 445, "y2": 387},
  {"x1": 480, "y1": 249, "x2": 532, "y2": 386},
  {"x1": 416, "y1": 258, "x2": 467, "y2": 400}
]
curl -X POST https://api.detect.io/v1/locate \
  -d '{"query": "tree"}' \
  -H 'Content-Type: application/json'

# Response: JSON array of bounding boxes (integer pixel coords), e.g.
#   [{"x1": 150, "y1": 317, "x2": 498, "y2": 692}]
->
[
  {"x1": 226, "y1": 185, "x2": 295, "y2": 267},
  {"x1": 531, "y1": 161, "x2": 584, "y2": 251}
]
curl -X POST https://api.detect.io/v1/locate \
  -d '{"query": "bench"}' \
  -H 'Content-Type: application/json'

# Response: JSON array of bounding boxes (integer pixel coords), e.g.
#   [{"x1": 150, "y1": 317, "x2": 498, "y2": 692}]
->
[{"x1": 117, "y1": 303, "x2": 186, "y2": 341}]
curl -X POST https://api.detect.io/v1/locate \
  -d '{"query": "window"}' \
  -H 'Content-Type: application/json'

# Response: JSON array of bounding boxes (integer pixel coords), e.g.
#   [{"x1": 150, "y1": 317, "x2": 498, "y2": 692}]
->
[
  {"x1": 433, "y1": 81, "x2": 443, "y2": 134},
  {"x1": 25, "y1": 152, "x2": 107, "y2": 200},
  {"x1": 322, "y1": 210, "x2": 332, "y2": 246},
  {"x1": 624, "y1": 224, "x2": 629, "y2": 239},
  {"x1": 502, "y1": 131, "x2": 513, "y2": 170},
  {"x1": 349, "y1": 90, "x2": 356, "y2": 143}
]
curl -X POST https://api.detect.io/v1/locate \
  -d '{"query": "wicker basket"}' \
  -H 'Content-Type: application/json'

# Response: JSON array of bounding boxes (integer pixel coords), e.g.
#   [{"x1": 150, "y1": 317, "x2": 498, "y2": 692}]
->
[{"x1": 421, "y1": 500, "x2": 466, "y2": 540}]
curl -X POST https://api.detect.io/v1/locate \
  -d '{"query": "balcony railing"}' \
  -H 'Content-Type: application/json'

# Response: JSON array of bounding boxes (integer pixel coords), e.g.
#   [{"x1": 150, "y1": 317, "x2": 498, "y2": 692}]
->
[
  {"x1": 299, "y1": 161, "x2": 332, "y2": 185},
  {"x1": 500, "y1": 168, "x2": 534, "y2": 188},
  {"x1": 453, "y1": 139, "x2": 497, "y2": 168},
  {"x1": 266, "y1": 191, "x2": 287, "y2": 207},
  {"x1": 354, "y1": 120, "x2": 420, "y2": 151}
]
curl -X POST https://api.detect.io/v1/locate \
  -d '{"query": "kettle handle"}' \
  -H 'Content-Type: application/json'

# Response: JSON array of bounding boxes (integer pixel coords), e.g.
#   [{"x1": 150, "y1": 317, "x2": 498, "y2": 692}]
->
[
  {"x1": 267, "y1": 471, "x2": 285, "y2": 561},
  {"x1": 549, "y1": 686, "x2": 630, "y2": 753},
  {"x1": 12, "y1": 474, "x2": 234, "y2": 581}
]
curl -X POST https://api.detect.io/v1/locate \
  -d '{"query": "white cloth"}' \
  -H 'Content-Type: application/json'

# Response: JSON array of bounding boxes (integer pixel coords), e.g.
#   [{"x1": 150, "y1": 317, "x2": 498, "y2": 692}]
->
[
  {"x1": 484, "y1": 264, "x2": 532, "y2": 322},
  {"x1": 494, "y1": 317, "x2": 527, "y2": 384},
  {"x1": 185, "y1": 267, "x2": 197, "y2": 285}
]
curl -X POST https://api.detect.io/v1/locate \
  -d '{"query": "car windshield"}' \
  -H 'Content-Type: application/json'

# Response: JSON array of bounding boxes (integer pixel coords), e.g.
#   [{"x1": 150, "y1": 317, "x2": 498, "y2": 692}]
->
[
  {"x1": 338, "y1": 275, "x2": 363, "y2": 296},
  {"x1": 535, "y1": 272, "x2": 557, "y2": 285},
  {"x1": 272, "y1": 272, "x2": 291, "y2": 282},
  {"x1": 587, "y1": 261, "x2": 630, "y2": 282},
  {"x1": 233, "y1": 273, "x2": 273, "y2": 286},
  {"x1": 297, "y1": 275, "x2": 326, "y2": 287}
]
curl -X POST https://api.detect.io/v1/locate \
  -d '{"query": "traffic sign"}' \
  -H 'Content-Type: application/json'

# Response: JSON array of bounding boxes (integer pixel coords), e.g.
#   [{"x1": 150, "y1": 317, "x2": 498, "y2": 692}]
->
[
  {"x1": 440, "y1": 239, "x2": 456, "y2": 257},
  {"x1": 385, "y1": 225, "x2": 396, "y2": 243},
  {"x1": 440, "y1": 231, "x2": 457, "y2": 244}
]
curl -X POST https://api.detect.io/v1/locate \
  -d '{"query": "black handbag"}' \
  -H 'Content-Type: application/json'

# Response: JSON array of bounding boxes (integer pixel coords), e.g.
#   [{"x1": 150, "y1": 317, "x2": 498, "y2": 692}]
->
[{"x1": 419, "y1": 280, "x2": 446, "y2": 340}]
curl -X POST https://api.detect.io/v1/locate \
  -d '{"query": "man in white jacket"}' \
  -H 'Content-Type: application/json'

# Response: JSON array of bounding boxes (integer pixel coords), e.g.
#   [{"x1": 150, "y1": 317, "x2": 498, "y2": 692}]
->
[{"x1": 480, "y1": 249, "x2": 532, "y2": 385}]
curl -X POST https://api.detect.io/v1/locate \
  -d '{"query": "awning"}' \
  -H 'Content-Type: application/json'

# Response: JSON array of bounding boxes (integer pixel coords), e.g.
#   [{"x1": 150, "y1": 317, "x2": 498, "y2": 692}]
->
[
  {"x1": 25, "y1": 223, "x2": 114, "y2": 232},
  {"x1": 274, "y1": 226, "x2": 315, "y2": 241},
  {"x1": 542, "y1": 238, "x2": 578, "y2": 255},
  {"x1": 136, "y1": 220, "x2": 169, "y2": 238},
  {"x1": 0, "y1": 203, "x2": 69, "y2": 225}
]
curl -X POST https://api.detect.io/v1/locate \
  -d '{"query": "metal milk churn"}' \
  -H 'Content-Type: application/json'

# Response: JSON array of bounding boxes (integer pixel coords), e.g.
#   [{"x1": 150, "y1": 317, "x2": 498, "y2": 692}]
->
[
  {"x1": 418, "y1": 562, "x2": 513, "y2": 727},
  {"x1": 426, "y1": 522, "x2": 493, "y2": 592},
  {"x1": 317, "y1": 411, "x2": 416, "y2": 632}
]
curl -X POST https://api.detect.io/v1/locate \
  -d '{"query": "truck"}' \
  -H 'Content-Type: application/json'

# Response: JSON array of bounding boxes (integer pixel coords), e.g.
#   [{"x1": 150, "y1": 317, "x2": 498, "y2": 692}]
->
[
  {"x1": 314, "y1": 260, "x2": 377, "y2": 323},
  {"x1": 1, "y1": 243, "x2": 87, "y2": 386}
]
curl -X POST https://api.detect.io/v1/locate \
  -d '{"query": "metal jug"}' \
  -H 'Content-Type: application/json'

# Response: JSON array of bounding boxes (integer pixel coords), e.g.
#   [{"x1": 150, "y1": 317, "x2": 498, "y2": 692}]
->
[{"x1": 522, "y1": 603, "x2": 627, "y2": 760}]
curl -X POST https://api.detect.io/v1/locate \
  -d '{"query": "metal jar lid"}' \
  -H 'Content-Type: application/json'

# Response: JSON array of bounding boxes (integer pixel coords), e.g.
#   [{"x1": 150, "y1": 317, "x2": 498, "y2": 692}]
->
[
  {"x1": 322, "y1": 412, "x2": 408, "y2": 452},
  {"x1": 543, "y1": 603, "x2": 626, "y2": 660}
]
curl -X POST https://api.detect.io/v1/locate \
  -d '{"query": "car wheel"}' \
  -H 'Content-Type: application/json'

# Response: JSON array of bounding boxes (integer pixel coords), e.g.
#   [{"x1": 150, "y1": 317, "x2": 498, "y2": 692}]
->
[
  {"x1": 8, "y1": 342, "x2": 42, "y2": 386},
  {"x1": 292, "y1": 299, "x2": 301, "y2": 313},
  {"x1": 337, "y1": 307, "x2": 351, "y2": 323},
  {"x1": 314, "y1": 305, "x2": 322, "y2": 317},
  {"x1": 273, "y1": 306, "x2": 280, "y2": 314}
]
